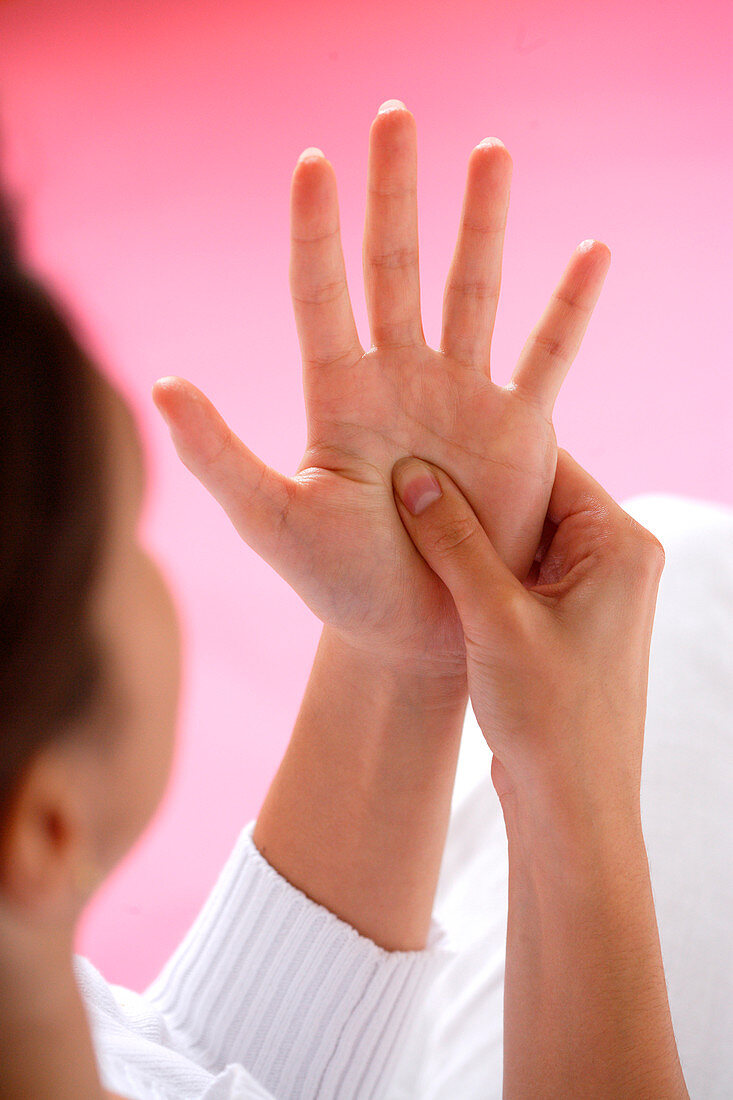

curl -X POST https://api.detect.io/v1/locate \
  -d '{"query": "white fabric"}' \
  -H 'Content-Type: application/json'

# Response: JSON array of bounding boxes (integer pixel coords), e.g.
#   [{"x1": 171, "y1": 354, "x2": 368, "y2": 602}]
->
[
  {"x1": 75, "y1": 822, "x2": 458, "y2": 1100},
  {"x1": 76, "y1": 492, "x2": 733, "y2": 1099}
]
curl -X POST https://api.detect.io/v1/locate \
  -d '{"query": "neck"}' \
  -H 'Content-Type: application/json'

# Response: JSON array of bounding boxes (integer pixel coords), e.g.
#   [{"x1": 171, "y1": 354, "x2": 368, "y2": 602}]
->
[{"x1": 0, "y1": 907, "x2": 107, "y2": 1100}]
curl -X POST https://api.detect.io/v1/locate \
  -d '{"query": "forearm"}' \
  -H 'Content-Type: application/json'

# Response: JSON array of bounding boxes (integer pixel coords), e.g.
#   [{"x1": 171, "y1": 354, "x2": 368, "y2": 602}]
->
[
  {"x1": 252, "y1": 624, "x2": 469, "y2": 952},
  {"x1": 498, "y1": 788, "x2": 689, "y2": 1098}
]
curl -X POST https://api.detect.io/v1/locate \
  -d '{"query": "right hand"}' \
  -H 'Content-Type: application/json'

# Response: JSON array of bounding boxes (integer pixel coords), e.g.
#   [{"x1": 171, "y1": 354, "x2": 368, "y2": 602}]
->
[{"x1": 392, "y1": 446, "x2": 666, "y2": 821}]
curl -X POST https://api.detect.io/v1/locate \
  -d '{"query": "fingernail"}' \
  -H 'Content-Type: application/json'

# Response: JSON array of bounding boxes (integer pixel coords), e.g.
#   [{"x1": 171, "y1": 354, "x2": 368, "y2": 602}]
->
[
  {"x1": 378, "y1": 99, "x2": 406, "y2": 114},
  {"x1": 298, "y1": 147, "x2": 325, "y2": 163},
  {"x1": 394, "y1": 460, "x2": 442, "y2": 516},
  {"x1": 477, "y1": 136, "x2": 505, "y2": 149}
]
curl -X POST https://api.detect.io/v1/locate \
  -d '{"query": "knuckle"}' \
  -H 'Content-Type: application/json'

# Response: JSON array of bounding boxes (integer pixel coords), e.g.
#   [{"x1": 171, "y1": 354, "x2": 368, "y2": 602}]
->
[
  {"x1": 493, "y1": 588, "x2": 530, "y2": 637},
  {"x1": 430, "y1": 515, "x2": 480, "y2": 556},
  {"x1": 303, "y1": 345, "x2": 363, "y2": 369},
  {"x1": 291, "y1": 226, "x2": 339, "y2": 246},
  {"x1": 292, "y1": 279, "x2": 346, "y2": 307},
  {"x1": 627, "y1": 515, "x2": 665, "y2": 565},
  {"x1": 445, "y1": 277, "x2": 501, "y2": 303},
  {"x1": 463, "y1": 589, "x2": 531, "y2": 655},
  {"x1": 554, "y1": 289, "x2": 593, "y2": 318},
  {"x1": 640, "y1": 532, "x2": 666, "y2": 571},
  {"x1": 531, "y1": 330, "x2": 571, "y2": 366},
  {"x1": 614, "y1": 512, "x2": 665, "y2": 566},
  {"x1": 613, "y1": 526, "x2": 666, "y2": 579},
  {"x1": 369, "y1": 245, "x2": 420, "y2": 270},
  {"x1": 274, "y1": 472, "x2": 296, "y2": 538},
  {"x1": 200, "y1": 421, "x2": 233, "y2": 470}
]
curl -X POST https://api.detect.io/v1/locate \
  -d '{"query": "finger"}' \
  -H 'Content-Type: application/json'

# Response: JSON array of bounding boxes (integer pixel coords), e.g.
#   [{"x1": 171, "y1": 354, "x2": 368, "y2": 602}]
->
[
  {"x1": 546, "y1": 447, "x2": 666, "y2": 569},
  {"x1": 152, "y1": 376, "x2": 296, "y2": 569},
  {"x1": 290, "y1": 149, "x2": 364, "y2": 372},
  {"x1": 363, "y1": 101, "x2": 425, "y2": 348},
  {"x1": 510, "y1": 240, "x2": 611, "y2": 416},
  {"x1": 547, "y1": 446, "x2": 620, "y2": 529},
  {"x1": 440, "y1": 138, "x2": 513, "y2": 377},
  {"x1": 391, "y1": 456, "x2": 527, "y2": 636}
]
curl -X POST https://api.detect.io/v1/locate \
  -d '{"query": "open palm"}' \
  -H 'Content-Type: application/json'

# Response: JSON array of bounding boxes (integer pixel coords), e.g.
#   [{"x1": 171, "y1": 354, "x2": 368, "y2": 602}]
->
[{"x1": 153, "y1": 102, "x2": 610, "y2": 680}]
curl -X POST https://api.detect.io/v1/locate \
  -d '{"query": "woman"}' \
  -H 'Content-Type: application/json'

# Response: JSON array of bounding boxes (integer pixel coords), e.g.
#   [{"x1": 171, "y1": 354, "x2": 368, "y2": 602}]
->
[{"x1": 0, "y1": 100, "x2": 690, "y2": 1098}]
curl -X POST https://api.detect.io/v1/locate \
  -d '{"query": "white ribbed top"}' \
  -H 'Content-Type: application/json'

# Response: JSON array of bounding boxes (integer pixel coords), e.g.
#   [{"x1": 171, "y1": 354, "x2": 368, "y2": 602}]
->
[{"x1": 74, "y1": 819, "x2": 457, "y2": 1099}]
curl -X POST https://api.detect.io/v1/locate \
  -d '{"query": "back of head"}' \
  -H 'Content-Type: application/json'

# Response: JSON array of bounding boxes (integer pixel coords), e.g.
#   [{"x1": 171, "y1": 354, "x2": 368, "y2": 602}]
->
[{"x1": 0, "y1": 169, "x2": 114, "y2": 844}]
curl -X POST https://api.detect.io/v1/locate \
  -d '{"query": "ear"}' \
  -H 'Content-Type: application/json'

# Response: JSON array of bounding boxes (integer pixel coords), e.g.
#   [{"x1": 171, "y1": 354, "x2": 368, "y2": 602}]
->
[{"x1": 0, "y1": 746, "x2": 97, "y2": 923}]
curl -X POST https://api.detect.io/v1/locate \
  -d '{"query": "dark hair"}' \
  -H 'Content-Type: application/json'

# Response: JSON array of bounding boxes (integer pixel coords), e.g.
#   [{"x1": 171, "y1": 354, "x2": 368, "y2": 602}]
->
[{"x1": 0, "y1": 174, "x2": 116, "y2": 841}]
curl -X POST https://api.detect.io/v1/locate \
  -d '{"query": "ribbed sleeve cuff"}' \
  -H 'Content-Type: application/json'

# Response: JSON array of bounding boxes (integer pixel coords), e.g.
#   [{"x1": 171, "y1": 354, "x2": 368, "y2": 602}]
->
[{"x1": 143, "y1": 819, "x2": 458, "y2": 1100}]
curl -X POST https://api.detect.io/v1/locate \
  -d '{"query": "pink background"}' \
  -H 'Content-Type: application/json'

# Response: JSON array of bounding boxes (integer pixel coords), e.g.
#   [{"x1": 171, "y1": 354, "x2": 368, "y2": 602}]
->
[{"x1": 1, "y1": 0, "x2": 730, "y2": 989}]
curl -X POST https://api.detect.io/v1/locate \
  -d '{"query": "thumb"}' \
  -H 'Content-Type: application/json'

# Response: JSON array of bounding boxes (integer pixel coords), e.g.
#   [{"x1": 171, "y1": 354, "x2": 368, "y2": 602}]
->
[
  {"x1": 392, "y1": 457, "x2": 527, "y2": 634},
  {"x1": 151, "y1": 375, "x2": 294, "y2": 569}
]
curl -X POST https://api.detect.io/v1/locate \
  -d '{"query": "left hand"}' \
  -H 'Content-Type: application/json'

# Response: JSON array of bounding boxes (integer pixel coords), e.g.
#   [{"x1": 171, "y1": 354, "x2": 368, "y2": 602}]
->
[{"x1": 152, "y1": 102, "x2": 610, "y2": 685}]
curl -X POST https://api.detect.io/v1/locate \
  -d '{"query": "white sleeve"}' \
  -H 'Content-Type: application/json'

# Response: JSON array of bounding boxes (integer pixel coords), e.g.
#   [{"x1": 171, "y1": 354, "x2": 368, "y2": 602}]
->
[
  {"x1": 76, "y1": 819, "x2": 458, "y2": 1100},
  {"x1": 75, "y1": 952, "x2": 276, "y2": 1099}
]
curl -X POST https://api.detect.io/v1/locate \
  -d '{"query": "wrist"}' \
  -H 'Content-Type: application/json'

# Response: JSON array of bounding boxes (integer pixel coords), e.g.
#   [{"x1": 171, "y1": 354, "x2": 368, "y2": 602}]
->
[
  {"x1": 321, "y1": 624, "x2": 469, "y2": 715},
  {"x1": 497, "y1": 768, "x2": 646, "y2": 885}
]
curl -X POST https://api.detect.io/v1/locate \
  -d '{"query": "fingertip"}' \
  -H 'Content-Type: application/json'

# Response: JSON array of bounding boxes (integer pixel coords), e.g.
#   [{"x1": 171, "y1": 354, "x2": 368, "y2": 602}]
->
[
  {"x1": 578, "y1": 239, "x2": 611, "y2": 265},
  {"x1": 377, "y1": 98, "x2": 407, "y2": 114},
  {"x1": 372, "y1": 101, "x2": 416, "y2": 136},
  {"x1": 475, "y1": 136, "x2": 513, "y2": 169},
  {"x1": 151, "y1": 377, "x2": 195, "y2": 431},
  {"x1": 152, "y1": 376, "x2": 182, "y2": 402},
  {"x1": 297, "y1": 147, "x2": 326, "y2": 164}
]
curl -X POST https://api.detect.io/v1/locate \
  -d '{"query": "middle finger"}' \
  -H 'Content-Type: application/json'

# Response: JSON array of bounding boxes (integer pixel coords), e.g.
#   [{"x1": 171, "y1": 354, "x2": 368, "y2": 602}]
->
[{"x1": 363, "y1": 101, "x2": 425, "y2": 349}]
